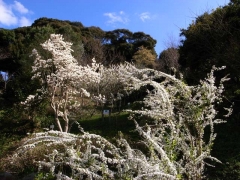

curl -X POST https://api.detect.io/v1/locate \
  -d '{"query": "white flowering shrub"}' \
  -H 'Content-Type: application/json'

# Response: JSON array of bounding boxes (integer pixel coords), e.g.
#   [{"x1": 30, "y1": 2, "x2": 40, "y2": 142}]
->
[
  {"x1": 116, "y1": 64, "x2": 232, "y2": 179},
  {"x1": 15, "y1": 34, "x2": 232, "y2": 179},
  {"x1": 23, "y1": 34, "x2": 101, "y2": 132},
  {"x1": 90, "y1": 63, "x2": 127, "y2": 116},
  {"x1": 10, "y1": 129, "x2": 176, "y2": 180}
]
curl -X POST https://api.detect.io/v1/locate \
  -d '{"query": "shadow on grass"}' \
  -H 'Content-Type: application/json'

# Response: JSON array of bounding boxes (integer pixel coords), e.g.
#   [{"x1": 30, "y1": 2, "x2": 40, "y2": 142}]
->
[
  {"x1": 205, "y1": 116, "x2": 240, "y2": 180},
  {"x1": 71, "y1": 112, "x2": 138, "y2": 142}
]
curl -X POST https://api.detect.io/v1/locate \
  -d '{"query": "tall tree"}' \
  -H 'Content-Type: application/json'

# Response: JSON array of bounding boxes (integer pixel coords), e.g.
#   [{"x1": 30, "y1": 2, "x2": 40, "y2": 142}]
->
[
  {"x1": 157, "y1": 47, "x2": 180, "y2": 75},
  {"x1": 24, "y1": 34, "x2": 100, "y2": 132},
  {"x1": 0, "y1": 26, "x2": 56, "y2": 104},
  {"x1": 179, "y1": 2, "x2": 240, "y2": 105},
  {"x1": 103, "y1": 29, "x2": 157, "y2": 64},
  {"x1": 81, "y1": 26, "x2": 106, "y2": 64},
  {"x1": 132, "y1": 46, "x2": 157, "y2": 68},
  {"x1": 103, "y1": 29, "x2": 133, "y2": 63},
  {"x1": 132, "y1": 32, "x2": 157, "y2": 52}
]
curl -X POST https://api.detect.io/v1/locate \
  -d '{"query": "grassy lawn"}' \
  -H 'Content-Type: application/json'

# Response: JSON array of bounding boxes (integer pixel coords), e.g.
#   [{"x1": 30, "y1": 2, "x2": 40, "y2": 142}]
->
[{"x1": 71, "y1": 112, "x2": 138, "y2": 141}]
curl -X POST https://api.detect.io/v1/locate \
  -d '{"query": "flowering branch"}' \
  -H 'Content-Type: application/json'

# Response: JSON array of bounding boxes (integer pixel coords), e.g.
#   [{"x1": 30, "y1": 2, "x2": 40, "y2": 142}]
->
[{"x1": 23, "y1": 34, "x2": 101, "y2": 132}]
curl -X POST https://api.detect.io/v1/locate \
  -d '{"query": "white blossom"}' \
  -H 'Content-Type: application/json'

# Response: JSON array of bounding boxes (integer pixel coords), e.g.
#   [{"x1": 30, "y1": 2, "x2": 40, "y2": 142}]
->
[{"x1": 24, "y1": 34, "x2": 101, "y2": 132}]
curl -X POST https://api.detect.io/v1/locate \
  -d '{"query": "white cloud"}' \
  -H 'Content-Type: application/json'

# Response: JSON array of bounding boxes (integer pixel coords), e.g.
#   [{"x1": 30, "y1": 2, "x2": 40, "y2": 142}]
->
[
  {"x1": 0, "y1": 0, "x2": 32, "y2": 27},
  {"x1": 19, "y1": 16, "x2": 31, "y2": 26},
  {"x1": 138, "y1": 12, "x2": 158, "y2": 22},
  {"x1": 13, "y1": 1, "x2": 29, "y2": 14},
  {"x1": 104, "y1": 11, "x2": 129, "y2": 25},
  {"x1": 0, "y1": 0, "x2": 18, "y2": 26},
  {"x1": 139, "y1": 12, "x2": 151, "y2": 22}
]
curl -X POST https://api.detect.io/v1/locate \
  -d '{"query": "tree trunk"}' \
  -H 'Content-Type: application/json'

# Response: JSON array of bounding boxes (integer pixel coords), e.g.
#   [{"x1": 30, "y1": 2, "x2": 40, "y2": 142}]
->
[{"x1": 51, "y1": 102, "x2": 63, "y2": 132}]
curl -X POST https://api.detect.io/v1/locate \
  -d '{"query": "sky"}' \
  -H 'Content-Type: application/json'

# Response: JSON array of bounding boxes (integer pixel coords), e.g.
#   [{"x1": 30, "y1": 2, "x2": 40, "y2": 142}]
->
[{"x1": 0, "y1": 0, "x2": 229, "y2": 54}]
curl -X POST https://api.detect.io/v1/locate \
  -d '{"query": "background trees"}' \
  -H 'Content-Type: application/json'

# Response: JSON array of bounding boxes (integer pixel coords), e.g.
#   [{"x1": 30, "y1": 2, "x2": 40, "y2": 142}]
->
[
  {"x1": 103, "y1": 29, "x2": 157, "y2": 64},
  {"x1": 0, "y1": 18, "x2": 157, "y2": 107},
  {"x1": 132, "y1": 46, "x2": 157, "y2": 68},
  {"x1": 157, "y1": 47, "x2": 180, "y2": 75},
  {"x1": 179, "y1": 1, "x2": 240, "y2": 99}
]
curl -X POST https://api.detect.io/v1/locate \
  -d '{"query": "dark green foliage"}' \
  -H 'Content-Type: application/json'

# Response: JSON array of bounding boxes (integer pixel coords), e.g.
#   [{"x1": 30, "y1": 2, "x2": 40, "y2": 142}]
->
[
  {"x1": 81, "y1": 26, "x2": 106, "y2": 64},
  {"x1": 0, "y1": 29, "x2": 19, "y2": 73},
  {"x1": 230, "y1": 0, "x2": 240, "y2": 5},
  {"x1": 179, "y1": 2, "x2": 240, "y2": 179},
  {"x1": 157, "y1": 47, "x2": 180, "y2": 74},
  {"x1": 103, "y1": 29, "x2": 157, "y2": 64},
  {"x1": 179, "y1": 3, "x2": 240, "y2": 87},
  {"x1": 206, "y1": 117, "x2": 240, "y2": 179},
  {"x1": 104, "y1": 29, "x2": 133, "y2": 63},
  {"x1": 132, "y1": 32, "x2": 157, "y2": 52},
  {"x1": 0, "y1": 108, "x2": 36, "y2": 160},
  {"x1": 0, "y1": 25, "x2": 56, "y2": 104},
  {"x1": 30, "y1": 18, "x2": 157, "y2": 65}
]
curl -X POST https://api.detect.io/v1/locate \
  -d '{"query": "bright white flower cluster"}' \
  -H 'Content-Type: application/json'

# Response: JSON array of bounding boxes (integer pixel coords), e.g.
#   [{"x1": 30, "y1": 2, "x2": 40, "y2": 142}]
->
[
  {"x1": 25, "y1": 34, "x2": 101, "y2": 132},
  {"x1": 12, "y1": 130, "x2": 176, "y2": 180},
  {"x1": 118, "y1": 64, "x2": 232, "y2": 179}
]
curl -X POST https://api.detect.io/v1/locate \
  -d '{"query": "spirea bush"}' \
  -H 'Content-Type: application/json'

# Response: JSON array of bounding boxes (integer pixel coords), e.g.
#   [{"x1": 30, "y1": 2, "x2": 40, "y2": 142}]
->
[
  {"x1": 9, "y1": 34, "x2": 232, "y2": 180},
  {"x1": 8, "y1": 129, "x2": 178, "y2": 180},
  {"x1": 115, "y1": 64, "x2": 232, "y2": 179}
]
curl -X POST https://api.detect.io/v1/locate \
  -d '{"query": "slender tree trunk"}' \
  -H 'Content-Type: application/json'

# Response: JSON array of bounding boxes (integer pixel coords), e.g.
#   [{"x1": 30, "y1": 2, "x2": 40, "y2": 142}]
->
[
  {"x1": 64, "y1": 117, "x2": 69, "y2": 132},
  {"x1": 52, "y1": 104, "x2": 63, "y2": 132},
  {"x1": 55, "y1": 116, "x2": 63, "y2": 132},
  {"x1": 63, "y1": 90, "x2": 69, "y2": 132},
  {"x1": 51, "y1": 87, "x2": 63, "y2": 132}
]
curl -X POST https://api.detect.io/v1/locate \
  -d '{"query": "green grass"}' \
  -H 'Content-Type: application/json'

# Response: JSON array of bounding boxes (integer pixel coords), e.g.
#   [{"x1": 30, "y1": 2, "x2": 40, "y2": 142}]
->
[
  {"x1": 71, "y1": 112, "x2": 138, "y2": 141},
  {"x1": 0, "y1": 135, "x2": 23, "y2": 158}
]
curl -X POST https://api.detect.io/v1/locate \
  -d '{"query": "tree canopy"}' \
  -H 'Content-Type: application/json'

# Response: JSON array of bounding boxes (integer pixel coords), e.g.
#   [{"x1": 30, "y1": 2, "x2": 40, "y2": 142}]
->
[
  {"x1": 179, "y1": 1, "x2": 240, "y2": 108},
  {"x1": 0, "y1": 17, "x2": 157, "y2": 105}
]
